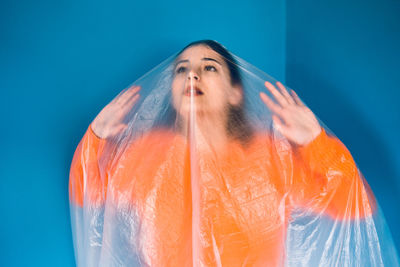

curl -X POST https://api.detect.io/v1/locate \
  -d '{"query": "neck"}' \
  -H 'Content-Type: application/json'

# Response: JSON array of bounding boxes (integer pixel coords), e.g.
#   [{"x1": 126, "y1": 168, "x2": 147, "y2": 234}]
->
[{"x1": 179, "y1": 112, "x2": 230, "y2": 152}]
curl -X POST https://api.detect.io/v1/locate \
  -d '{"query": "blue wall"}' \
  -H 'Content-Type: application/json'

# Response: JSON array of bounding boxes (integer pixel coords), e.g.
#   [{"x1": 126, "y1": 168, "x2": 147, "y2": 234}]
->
[
  {"x1": 286, "y1": 0, "x2": 400, "y2": 251},
  {"x1": 2, "y1": 0, "x2": 399, "y2": 265},
  {"x1": 0, "y1": 0, "x2": 285, "y2": 266}
]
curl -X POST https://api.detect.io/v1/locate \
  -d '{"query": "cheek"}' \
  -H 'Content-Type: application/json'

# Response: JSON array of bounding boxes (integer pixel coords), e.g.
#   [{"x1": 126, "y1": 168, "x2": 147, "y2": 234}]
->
[
  {"x1": 171, "y1": 77, "x2": 184, "y2": 101},
  {"x1": 205, "y1": 78, "x2": 231, "y2": 105}
]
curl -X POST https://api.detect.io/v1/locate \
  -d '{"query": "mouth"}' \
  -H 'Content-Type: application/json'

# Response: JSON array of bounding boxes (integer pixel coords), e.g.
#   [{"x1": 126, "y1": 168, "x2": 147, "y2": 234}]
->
[{"x1": 184, "y1": 86, "x2": 204, "y2": 96}]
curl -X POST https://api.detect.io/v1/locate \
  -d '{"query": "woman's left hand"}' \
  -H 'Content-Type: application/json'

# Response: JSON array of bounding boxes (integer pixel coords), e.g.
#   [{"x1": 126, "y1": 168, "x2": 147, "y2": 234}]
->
[{"x1": 260, "y1": 81, "x2": 322, "y2": 146}]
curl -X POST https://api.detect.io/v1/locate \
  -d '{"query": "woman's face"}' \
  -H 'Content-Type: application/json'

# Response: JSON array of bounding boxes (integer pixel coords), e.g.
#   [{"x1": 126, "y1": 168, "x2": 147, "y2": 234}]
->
[{"x1": 171, "y1": 45, "x2": 242, "y2": 119}]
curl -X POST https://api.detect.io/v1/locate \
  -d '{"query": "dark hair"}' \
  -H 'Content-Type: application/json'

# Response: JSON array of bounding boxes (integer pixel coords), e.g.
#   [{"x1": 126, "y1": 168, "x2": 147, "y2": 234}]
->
[
  {"x1": 161, "y1": 40, "x2": 253, "y2": 145},
  {"x1": 177, "y1": 40, "x2": 242, "y2": 87}
]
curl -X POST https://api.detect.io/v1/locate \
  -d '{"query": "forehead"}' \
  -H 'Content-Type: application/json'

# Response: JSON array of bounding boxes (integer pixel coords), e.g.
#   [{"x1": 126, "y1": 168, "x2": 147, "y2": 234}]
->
[{"x1": 176, "y1": 45, "x2": 225, "y2": 63}]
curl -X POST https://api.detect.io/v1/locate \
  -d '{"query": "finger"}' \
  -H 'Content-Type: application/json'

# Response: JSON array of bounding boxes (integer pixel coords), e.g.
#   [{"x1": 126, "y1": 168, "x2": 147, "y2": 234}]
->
[
  {"x1": 290, "y1": 89, "x2": 305, "y2": 107},
  {"x1": 272, "y1": 114, "x2": 285, "y2": 127},
  {"x1": 272, "y1": 115, "x2": 290, "y2": 135},
  {"x1": 119, "y1": 86, "x2": 141, "y2": 106},
  {"x1": 119, "y1": 94, "x2": 140, "y2": 117},
  {"x1": 126, "y1": 93, "x2": 140, "y2": 107},
  {"x1": 127, "y1": 85, "x2": 141, "y2": 93},
  {"x1": 260, "y1": 92, "x2": 283, "y2": 115},
  {"x1": 125, "y1": 85, "x2": 141, "y2": 99},
  {"x1": 125, "y1": 89, "x2": 141, "y2": 105},
  {"x1": 264, "y1": 81, "x2": 289, "y2": 107},
  {"x1": 276, "y1": 82, "x2": 295, "y2": 105}
]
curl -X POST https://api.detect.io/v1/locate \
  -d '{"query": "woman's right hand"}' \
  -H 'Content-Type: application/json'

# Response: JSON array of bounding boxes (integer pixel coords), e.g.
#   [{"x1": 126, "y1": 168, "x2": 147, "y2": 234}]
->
[{"x1": 91, "y1": 85, "x2": 141, "y2": 139}]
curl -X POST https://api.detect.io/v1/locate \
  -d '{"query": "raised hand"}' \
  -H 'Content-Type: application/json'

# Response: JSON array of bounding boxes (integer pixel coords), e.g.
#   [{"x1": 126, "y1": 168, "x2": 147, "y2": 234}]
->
[
  {"x1": 91, "y1": 85, "x2": 141, "y2": 139},
  {"x1": 259, "y1": 81, "x2": 321, "y2": 146}
]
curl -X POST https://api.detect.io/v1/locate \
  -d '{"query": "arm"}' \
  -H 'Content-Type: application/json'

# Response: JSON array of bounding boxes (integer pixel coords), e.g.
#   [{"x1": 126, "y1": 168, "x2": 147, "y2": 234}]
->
[
  {"x1": 69, "y1": 124, "x2": 110, "y2": 266},
  {"x1": 69, "y1": 124, "x2": 108, "y2": 207},
  {"x1": 260, "y1": 81, "x2": 375, "y2": 220},
  {"x1": 69, "y1": 86, "x2": 140, "y2": 266},
  {"x1": 69, "y1": 85, "x2": 141, "y2": 206},
  {"x1": 291, "y1": 128, "x2": 376, "y2": 219}
]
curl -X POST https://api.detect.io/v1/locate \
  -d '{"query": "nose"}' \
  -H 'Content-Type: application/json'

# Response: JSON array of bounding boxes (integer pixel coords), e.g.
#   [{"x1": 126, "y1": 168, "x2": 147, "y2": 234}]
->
[{"x1": 187, "y1": 71, "x2": 199, "y2": 81}]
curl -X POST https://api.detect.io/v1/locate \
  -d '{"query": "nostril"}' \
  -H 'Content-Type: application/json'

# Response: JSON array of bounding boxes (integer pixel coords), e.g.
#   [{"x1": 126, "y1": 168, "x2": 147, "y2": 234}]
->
[{"x1": 188, "y1": 72, "x2": 199, "y2": 80}]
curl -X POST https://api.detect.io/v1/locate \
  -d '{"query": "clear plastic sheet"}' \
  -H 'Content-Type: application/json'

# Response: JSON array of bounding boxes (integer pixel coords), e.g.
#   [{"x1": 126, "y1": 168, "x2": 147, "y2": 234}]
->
[{"x1": 69, "y1": 40, "x2": 399, "y2": 266}]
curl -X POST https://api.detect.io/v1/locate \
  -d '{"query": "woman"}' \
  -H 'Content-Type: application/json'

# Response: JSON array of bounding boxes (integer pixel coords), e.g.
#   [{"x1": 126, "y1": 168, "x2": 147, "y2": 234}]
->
[{"x1": 69, "y1": 40, "x2": 383, "y2": 266}]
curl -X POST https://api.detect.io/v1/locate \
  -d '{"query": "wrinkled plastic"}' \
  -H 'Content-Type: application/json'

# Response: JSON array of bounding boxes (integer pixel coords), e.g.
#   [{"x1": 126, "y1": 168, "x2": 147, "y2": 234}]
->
[{"x1": 69, "y1": 40, "x2": 399, "y2": 266}]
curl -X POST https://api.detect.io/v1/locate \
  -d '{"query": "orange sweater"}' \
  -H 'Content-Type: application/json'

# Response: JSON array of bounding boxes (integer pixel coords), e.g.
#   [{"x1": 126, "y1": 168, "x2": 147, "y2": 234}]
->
[{"x1": 69, "y1": 126, "x2": 375, "y2": 266}]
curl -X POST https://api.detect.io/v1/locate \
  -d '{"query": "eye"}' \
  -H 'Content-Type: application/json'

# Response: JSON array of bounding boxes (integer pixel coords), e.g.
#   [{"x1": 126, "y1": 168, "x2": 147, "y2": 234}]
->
[
  {"x1": 205, "y1": 65, "x2": 217, "y2": 72},
  {"x1": 176, "y1": 66, "x2": 187, "y2": 74}
]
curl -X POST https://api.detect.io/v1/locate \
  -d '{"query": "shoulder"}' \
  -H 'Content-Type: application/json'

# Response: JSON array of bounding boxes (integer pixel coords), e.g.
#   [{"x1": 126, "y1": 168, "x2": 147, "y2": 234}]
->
[
  {"x1": 109, "y1": 128, "x2": 182, "y2": 182},
  {"x1": 114, "y1": 128, "x2": 183, "y2": 162}
]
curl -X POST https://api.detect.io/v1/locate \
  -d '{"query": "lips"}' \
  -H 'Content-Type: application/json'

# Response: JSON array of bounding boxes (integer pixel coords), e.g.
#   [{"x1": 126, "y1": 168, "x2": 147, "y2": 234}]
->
[{"x1": 184, "y1": 86, "x2": 204, "y2": 96}]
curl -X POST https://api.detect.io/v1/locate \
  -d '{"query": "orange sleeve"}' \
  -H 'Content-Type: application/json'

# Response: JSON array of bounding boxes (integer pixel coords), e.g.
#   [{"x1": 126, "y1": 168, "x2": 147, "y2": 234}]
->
[
  {"x1": 291, "y1": 128, "x2": 376, "y2": 219},
  {"x1": 69, "y1": 125, "x2": 108, "y2": 207}
]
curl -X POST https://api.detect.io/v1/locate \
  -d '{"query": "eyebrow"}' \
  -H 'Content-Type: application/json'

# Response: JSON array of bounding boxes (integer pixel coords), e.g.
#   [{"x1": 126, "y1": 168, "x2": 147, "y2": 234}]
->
[
  {"x1": 175, "y1": 57, "x2": 222, "y2": 66},
  {"x1": 202, "y1": 57, "x2": 222, "y2": 65}
]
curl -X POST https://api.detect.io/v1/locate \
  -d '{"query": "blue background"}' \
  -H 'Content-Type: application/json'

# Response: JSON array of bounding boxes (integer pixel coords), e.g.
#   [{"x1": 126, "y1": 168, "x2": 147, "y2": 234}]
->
[{"x1": 0, "y1": 0, "x2": 398, "y2": 265}]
